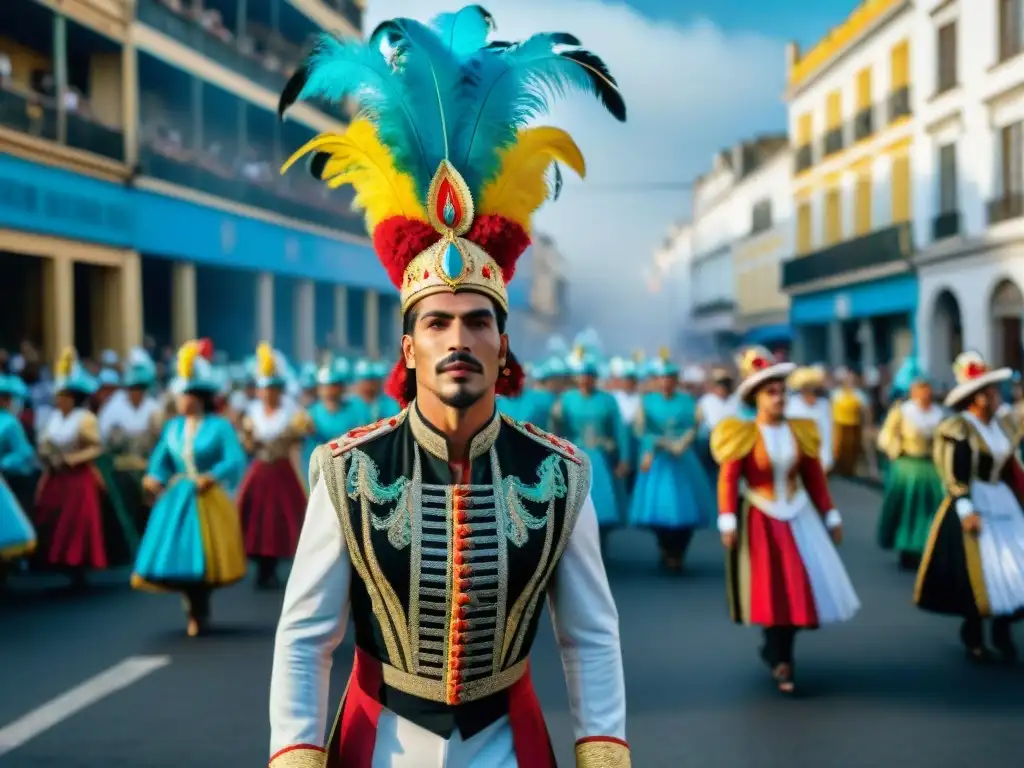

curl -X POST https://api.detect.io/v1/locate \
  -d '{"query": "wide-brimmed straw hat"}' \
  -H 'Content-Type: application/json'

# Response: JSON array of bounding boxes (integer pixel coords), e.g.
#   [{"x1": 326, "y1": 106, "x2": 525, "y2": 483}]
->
[
  {"x1": 735, "y1": 346, "x2": 796, "y2": 401},
  {"x1": 944, "y1": 351, "x2": 1012, "y2": 408}
]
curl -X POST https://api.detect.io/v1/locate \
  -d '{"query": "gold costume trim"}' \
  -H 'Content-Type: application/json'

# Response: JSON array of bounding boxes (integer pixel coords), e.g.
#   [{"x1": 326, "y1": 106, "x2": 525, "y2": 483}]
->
[
  {"x1": 0, "y1": 538, "x2": 36, "y2": 561},
  {"x1": 710, "y1": 416, "x2": 757, "y2": 464},
  {"x1": 575, "y1": 739, "x2": 631, "y2": 768},
  {"x1": 381, "y1": 656, "x2": 529, "y2": 703},
  {"x1": 408, "y1": 403, "x2": 501, "y2": 462},
  {"x1": 962, "y1": 525, "x2": 991, "y2": 616},
  {"x1": 788, "y1": 418, "x2": 820, "y2": 457},
  {"x1": 268, "y1": 747, "x2": 326, "y2": 768}
]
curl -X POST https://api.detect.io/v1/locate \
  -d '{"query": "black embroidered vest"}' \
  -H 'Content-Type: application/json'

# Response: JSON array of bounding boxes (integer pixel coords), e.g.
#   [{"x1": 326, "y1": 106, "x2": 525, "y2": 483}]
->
[{"x1": 317, "y1": 405, "x2": 591, "y2": 739}]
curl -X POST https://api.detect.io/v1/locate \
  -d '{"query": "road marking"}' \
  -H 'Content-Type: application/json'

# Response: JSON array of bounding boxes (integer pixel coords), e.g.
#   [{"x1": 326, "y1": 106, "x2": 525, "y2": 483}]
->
[{"x1": 0, "y1": 655, "x2": 171, "y2": 757}]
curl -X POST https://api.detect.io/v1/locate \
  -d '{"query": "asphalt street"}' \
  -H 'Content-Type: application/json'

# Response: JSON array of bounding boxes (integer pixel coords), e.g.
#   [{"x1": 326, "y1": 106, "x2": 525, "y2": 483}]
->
[{"x1": 1, "y1": 479, "x2": 1022, "y2": 767}]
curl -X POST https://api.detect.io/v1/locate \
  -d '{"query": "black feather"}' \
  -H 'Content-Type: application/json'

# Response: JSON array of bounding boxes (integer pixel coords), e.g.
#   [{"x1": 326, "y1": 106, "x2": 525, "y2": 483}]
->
[
  {"x1": 549, "y1": 32, "x2": 581, "y2": 47},
  {"x1": 369, "y1": 20, "x2": 397, "y2": 44},
  {"x1": 485, "y1": 40, "x2": 513, "y2": 50},
  {"x1": 308, "y1": 152, "x2": 331, "y2": 180},
  {"x1": 560, "y1": 49, "x2": 626, "y2": 122},
  {"x1": 278, "y1": 63, "x2": 310, "y2": 119},
  {"x1": 551, "y1": 163, "x2": 564, "y2": 201},
  {"x1": 471, "y1": 5, "x2": 496, "y2": 29}
]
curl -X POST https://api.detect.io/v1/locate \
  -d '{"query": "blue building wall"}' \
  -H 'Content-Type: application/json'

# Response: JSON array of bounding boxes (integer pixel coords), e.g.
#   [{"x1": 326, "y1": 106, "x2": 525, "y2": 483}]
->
[
  {"x1": 196, "y1": 266, "x2": 257, "y2": 360},
  {"x1": 273, "y1": 274, "x2": 296, "y2": 359},
  {"x1": 314, "y1": 282, "x2": 335, "y2": 351},
  {"x1": 790, "y1": 274, "x2": 918, "y2": 326},
  {"x1": 347, "y1": 288, "x2": 367, "y2": 352}
]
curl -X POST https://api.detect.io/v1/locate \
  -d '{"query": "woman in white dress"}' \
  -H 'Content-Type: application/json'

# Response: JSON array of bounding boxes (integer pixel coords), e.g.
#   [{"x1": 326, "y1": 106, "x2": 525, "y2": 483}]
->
[{"x1": 915, "y1": 351, "x2": 1024, "y2": 662}]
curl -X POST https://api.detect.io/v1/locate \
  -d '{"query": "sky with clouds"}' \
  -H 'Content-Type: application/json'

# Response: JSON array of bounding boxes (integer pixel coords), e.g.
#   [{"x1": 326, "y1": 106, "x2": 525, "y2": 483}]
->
[{"x1": 365, "y1": 0, "x2": 857, "y2": 353}]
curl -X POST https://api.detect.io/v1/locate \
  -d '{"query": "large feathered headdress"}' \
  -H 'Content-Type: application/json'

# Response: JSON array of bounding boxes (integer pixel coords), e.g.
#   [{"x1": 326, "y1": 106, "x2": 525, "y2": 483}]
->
[{"x1": 278, "y1": 5, "x2": 625, "y2": 316}]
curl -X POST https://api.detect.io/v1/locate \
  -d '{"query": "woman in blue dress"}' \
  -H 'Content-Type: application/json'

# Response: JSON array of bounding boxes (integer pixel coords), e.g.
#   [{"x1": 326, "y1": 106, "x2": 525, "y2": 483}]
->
[
  {"x1": 131, "y1": 340, "x2": 248, "y2": 637},
  {"x1": 299, "y1": 358, "x2": 362, "y2": 490},
  {"x1": 552, "y1": 350, "x2": 629, "y2": 541},
  {"x1": 0, "y1": 374, "x2": 37, "y2": 582},
  {"x1": 629, "y1": 352, "x2": 716, "y2": 572}
]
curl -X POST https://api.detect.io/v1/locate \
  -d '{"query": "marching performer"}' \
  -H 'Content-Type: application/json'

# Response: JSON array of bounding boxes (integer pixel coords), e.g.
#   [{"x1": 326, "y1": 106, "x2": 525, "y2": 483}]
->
[
  {"x1": 132, "y1": 341, "x2": 247, "y2": 636},
  {"x1": 831, "y1": 368, "x2": 871, "y2": 477},
  {"x1": 712, "y1": 347, "x2": 859, "y2": 693},
  {"x1": 300, "y1": 358, "x2": 359, "y2": 491},
  {"x1": 269, "y1": 7, "x2": 629, "y2": 766},
  {"x1": 350, "y1": 359, "x2": 401, "y2": 424},
  {"x1": 915, "y1": 352, "x2": 1024, "y2": 662},
  {"x1": 785, "y1": 366, "x2": 833, "y2": 474},
  {"x1": 0, "y1": 374, "x2": 37, "y2": 580},
  {"x1": 629, "y1": 351, "x2": 715, "y2": 571},
  {"x1": 238, "y1": 344, "x2": 311, "y2": 589},
  {"x1": 876, "y1": 360, "x2": 944, "y2": 569},
  {"x1": 696, "y1": 367, "x2": 736, "y2": 481},
  {"x1": 34, "y1": 349, "x2": 137, "y2": 584}
]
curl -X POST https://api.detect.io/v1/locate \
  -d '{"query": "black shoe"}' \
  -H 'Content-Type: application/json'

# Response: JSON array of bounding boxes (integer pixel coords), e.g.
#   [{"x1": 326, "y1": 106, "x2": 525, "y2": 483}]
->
[{"x1": 992, "y1": 620, "x2": 1018, "y2": 664}]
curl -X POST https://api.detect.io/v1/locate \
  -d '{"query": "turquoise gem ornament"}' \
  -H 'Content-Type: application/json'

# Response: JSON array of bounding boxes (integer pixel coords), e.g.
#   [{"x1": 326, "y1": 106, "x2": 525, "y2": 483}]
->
[{"x1": 442, "y1": 241, "x2": 465, "y2": 280}]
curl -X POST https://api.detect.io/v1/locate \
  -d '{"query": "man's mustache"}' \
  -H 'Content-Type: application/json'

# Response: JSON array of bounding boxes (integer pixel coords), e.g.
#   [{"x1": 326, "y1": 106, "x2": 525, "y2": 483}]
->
[{"x1": 436, "y1": 351, "x2": 484, "y2": 374}]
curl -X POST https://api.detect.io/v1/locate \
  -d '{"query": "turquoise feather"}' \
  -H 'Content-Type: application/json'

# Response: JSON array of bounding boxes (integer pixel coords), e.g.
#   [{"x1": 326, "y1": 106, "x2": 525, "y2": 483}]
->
[{"x1": 432, "y1": 5, "x2": 494, "y2": 58}]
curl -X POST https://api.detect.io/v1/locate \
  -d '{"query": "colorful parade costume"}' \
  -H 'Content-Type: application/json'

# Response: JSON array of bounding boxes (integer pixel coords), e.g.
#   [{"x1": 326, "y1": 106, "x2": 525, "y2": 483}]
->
[
  {"x1": 876, "y1": 360, "x2": 945, "y2": 566},
  {"x1": 34, "y1": 349, "x2": 137, "y2": 574},
  {"x1": 629, "y1": 354, "x2": 715, "y2": 569},
  {"x1": 0, "y1": 375, "x2": 37, "y2": 564},
  {"x1": 350, "y1": 359, "x2": 401, "y2": 424},
  {"x1": 238, "y1": 344, "x2": 312, "y2": 587},
  {"x1": 712, "y1": 348, "x2": 859, "y2": 690},
  {"x1": 915, "y1": 352, "x2": 1024, "y2": 661},
  {"x1": 270, "y1": 7, "x2": 629, "y2": 766},
  {"x1": 300, "y1": 358, "x2": 363, "y2": 491},
  {"x1": 831, "y1": 376, "x2": 868, "y2": 476},
  {"x1": 552, "y1": 351, "x2": 627, "y2": 531},
  {"x1": 132, "y1": 341, "x2": 248, "y2": 633}
]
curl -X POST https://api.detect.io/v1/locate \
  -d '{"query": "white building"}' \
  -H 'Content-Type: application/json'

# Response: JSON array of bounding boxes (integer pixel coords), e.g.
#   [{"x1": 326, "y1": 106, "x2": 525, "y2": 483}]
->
[
  {"x1": 913, "y1": 0, "x2": 1024, "y2": 381},
  {"x1": 782, "y1": 0, "x2": 919, "y2": 370}
]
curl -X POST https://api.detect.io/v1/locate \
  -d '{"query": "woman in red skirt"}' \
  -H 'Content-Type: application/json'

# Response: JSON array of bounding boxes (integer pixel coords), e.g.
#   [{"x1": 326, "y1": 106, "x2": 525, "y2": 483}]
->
[
  {"x1": 34, "y1": 348, "x2": 137, "y2": 586},
  {"x1": 711, "y1": 346, "x2": 860, "y2": 694},
  {"x1": 237, "y1": 343, "x2": 311, "y2": 588}
]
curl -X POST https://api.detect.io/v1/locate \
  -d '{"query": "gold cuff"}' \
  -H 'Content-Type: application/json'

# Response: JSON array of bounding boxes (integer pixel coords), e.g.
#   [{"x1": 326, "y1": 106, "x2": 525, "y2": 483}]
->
[
  {"x1": 268, "y1": 746, "x2": 326, "y2": 768},
  {"x1": 576, "y1": 737, "x2": 631, "y2": 767}
]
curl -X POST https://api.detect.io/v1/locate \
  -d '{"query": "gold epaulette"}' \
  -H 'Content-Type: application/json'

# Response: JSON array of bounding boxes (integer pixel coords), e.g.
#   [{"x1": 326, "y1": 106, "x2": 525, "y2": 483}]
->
[
  {"x1": 328, "y1": 409, "x2": 409, "y2": 457},
  {"x1": 576, "y1": 737, "x2": 631, "y2": 768},
  {"x1": 268, "y1": 745, "x2": 326, "y2": 768},
  {"x1": 788, "y1": 417, "x2": 821, "y2": 457},
  {"x1": 936, "y1": 414, "x2": 967, "y2": 442},
  {"x1": 710, "y1": 416, "x2": 757, "y2": 464},
  {"x1": 501, "y1": 413, "x2": 584, "y2": 465}
]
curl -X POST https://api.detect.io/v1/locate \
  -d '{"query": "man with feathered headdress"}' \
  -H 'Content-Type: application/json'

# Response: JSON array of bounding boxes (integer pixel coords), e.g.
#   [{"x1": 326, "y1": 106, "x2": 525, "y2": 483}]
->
[{"x1": 269, "y1": 7, "x2": 630, "y2": 768}]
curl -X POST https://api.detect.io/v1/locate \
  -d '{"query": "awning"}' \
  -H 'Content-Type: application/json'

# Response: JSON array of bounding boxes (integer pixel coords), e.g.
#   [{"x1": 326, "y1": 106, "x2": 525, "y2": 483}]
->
[{"x1": 743, "y1": 324, "x2": 793, "y2": 345}]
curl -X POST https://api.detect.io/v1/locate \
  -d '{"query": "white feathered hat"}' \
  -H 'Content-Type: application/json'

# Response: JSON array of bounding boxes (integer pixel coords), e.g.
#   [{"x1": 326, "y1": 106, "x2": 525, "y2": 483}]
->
[
  {"x1": 735, "y1": 346, "x2": 796, "y2": 401},
  {"x1": 944, "y1": 351, "x2": 1011, "y2": 408}
]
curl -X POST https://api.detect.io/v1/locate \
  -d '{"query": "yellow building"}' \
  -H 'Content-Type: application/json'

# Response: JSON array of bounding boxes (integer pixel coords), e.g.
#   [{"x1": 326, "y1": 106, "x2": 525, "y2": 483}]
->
[{"x1": 783, "y1": 0, "x2": 918, "y2": 370}]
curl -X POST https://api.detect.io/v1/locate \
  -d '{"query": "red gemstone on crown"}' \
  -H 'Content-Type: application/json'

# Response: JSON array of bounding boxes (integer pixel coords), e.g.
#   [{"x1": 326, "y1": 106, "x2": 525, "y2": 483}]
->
[
  {"x1": 436, "y1": 178, "x2": 463, "y2": 230},
  {"x1": 481, "y1": 266, "x2": 491, "y2": 278}
]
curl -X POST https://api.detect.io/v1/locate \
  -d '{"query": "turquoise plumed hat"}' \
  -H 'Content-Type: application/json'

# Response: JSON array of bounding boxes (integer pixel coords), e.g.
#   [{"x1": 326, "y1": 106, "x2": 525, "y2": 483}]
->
[
  {"x1": 646, "y1": 347, "x2": 679, "y2": 378},
  {"x1": 53, "y1": 348, "x2": 98, "y2": 396},
  {"x1": 892, "y1": 356, "x2": 928, "y2": 394},
  {"x1": 0, "y1": 374, "x2": 17, "y2": 398},
  {"x1": 299, "y1": 362, "x2": 319, "y2": 390},
  {"x1": 97, "y1": 368, "x2": 121, "y2": 388},
  {"x1": 318, "y1": 357, "x2": 351, "y2": 386},
  {"x1": 123, "y1": 347, "x2": 157, "y2": 389},
  {"x1": 353, "y1": 358, "x2": 386, "y2": 382},
  {"x1": 254, "y1": 342, "x2": 292, "y2": 389},
  {"x1": 170, "y1": 341, "x2": 219, "y2": 395}
]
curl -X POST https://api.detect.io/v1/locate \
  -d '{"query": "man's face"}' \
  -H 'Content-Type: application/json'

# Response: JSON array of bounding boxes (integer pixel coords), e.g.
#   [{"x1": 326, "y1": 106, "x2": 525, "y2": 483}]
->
[
  {"x1": 402, "y1": 292, "x2": 506, "y2": 410},
  {"x1": 756, "y1": 379, "x2": 786, "y2": 420}
]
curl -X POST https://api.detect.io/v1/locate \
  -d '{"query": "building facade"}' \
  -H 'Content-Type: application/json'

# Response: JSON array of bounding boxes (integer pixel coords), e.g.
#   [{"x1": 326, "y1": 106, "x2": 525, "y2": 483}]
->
[
  {"x1": 0, "y1": 0, "x2": 529, "y2": 365},
  {"x1": 913, "y1": 0, "x2": 1024, "y2": 383},
  {"x1": 782, "y1": 0, "x2": 919, "y2": 371},
  {"x1": 729, "y1": 137, "x2": 793, "y2": 350}
]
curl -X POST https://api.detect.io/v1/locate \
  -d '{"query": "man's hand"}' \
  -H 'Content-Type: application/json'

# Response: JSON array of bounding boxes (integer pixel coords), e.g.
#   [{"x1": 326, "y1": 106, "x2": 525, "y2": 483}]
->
[
  {"x1": 829, "y1": 524, "x2": 843, "y2": 546},
  {"x1": 639, "y1": 453, "x2": 653, "y2": 473},
  {"x1": 195, "y1": 474, "x2": 216, "y2": 493},
  {"x1": 142, "y1": 475, "x2": 163, "y2": 495},
  {"x1": 721, "y1": 531, "x2": 737, "y2": 550},
  {"x1": 962, "y1": 513, "x2": 983, "y2": 535}
]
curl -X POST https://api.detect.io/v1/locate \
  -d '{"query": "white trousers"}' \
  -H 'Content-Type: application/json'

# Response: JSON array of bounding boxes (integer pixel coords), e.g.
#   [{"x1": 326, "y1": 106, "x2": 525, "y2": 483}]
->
[{"x1": 371, "y1": 711, "x2": 518, "y2": 768}]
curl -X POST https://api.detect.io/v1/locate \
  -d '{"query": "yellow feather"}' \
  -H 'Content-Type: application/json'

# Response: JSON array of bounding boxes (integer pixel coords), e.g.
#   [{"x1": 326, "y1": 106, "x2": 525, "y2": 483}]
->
[
  {"x1": 280, "y1": 119, "x2": 426, "y2": 231},
  {"x1": 479, "y1": 127, "x2": 586, "y2": 230},
  {"x1": 56, "y1": 347, "x2": 75, "y2": 378},
  {"x1": 659, "y1": 347, "x2": 670, "y2": 361},
  {"x1": 177, "y1": 341, "x2": 199, "y2": 380},
  {"x1": 256, "y1": 342, "x2": 275, "y2": 378}
]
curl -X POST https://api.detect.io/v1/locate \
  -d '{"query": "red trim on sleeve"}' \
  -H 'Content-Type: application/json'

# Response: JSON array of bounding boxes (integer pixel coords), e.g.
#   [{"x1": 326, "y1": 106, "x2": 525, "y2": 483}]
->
[
  {"x1": 576, "y1": 735, "x2": 629, "y2": 748},
  {"x1": 717, "y1": 458, "x2": 743, "y2": 517},
  {"x1": 270, "y1": 743, "x2": 326, "y2": 763}
]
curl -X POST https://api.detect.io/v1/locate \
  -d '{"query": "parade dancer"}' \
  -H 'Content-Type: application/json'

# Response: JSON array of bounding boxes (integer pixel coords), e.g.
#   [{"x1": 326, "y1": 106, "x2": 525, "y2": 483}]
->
[
  {"x1": 831, "y1": 368, "x2": 871, "y2": 477},
  {"x1": 269, "y1": 8, "x2": 629, "y2": 765},
  {"x1": 696, "y1": 367, "x2": 737, "y2": 482},
  {"x1": 33, "y1": 349, "x2": 137, "y2": 585},
  {"x1": 915, "y1": 352, "x2": 1024, "y2": 663},
  {"x1": 712, "y1": 347, "x2": 859, "y2": 694},
  {"x1": 238, "y1": 343, "x2": 310, "y2": 589},
  {"x1": 300, "y1": 358, "x2": 362, "y2": 491},
  {"x1": 876, "y1": 360, "x2": 945, "y2": 570},
  {"x1": 0, "y1": 374, "x2": 37, "y2": 583},
  {"x1": 629, "y1": 351, "x2": 715, "y2": 571},
  {"x1": 552, "y1": 348, "x2": 629, "y2": 541},
  {"x1": 132, "y1": 341, "x2": 247, "y2": 636},
  {"x1": 786, "y1": 366, "x2": 833, "y2": 474},
  {"x1": 350, "y1": 359, "x2": 401, "y2": 424},
  {"x1": 609, "y1": 356, "x2": 642, "y2": 496}
]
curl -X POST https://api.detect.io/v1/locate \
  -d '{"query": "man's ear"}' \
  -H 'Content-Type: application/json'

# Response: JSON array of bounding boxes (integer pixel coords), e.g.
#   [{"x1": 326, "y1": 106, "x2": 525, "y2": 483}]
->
[
  {"x1": 499, "y1": 334, "x2": 509, "y2": 368},
  {"x1": 401, "y1": 334, "x2": 416, "y2": 369}
]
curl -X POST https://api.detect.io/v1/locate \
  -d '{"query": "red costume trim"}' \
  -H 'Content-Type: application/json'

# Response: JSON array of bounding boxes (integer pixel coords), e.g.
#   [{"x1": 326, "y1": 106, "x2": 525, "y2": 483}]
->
[
  {"x1": 270, "y1": 744, "x2": 325, "y2": 762},
  {"x1": 577, "y1": 735, "x2": 629, "y2": 748}
]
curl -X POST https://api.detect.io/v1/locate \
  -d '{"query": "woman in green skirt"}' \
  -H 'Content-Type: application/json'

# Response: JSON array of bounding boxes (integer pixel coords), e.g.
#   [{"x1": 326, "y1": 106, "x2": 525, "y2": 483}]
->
[{"x1": 876, "y1": 364, "x2": 946, "y2": 569}]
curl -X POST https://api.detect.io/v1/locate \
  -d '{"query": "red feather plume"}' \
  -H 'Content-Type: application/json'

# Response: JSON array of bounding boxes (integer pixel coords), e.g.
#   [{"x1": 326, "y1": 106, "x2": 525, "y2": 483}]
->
[{"x1": 197, "y1": 338, "x2": 214, "y2": 360}]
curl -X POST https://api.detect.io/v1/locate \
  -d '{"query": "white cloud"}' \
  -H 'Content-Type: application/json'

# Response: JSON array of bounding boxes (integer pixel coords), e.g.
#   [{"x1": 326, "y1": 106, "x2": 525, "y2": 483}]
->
[{"x1": 366, "y1": 0, "x2": 787, "y2": 352}]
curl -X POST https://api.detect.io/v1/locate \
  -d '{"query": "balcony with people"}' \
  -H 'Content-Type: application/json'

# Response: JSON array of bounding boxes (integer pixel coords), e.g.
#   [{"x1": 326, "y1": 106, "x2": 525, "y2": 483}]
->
[
  {"x1": 136, "y1": 52, "x2": 362, "y2": 236},
  {"x1": 0, "y1": 0, "x2": 127, "y2": 170}
]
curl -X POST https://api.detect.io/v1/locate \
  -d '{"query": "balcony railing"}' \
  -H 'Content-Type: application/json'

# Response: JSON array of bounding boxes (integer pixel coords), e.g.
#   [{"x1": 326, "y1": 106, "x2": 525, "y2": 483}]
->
[
  {"x1": 781, "y1": 223, "x2": 913, "y2": 290},
  {"x1": 888, "y1": 86, "x2": 911, "y2": 123},
  {"x1": 794, "y1": 143, "x2": 812, "y2": 173},
  {"x1": 140, "y1": 148, "x2": 365, "y2": 236},
  {"x1": 853, "y1": 107, "x2": 874, "y2": 141},
  {"x1": 987, "y1": 192, "x2": 1024, "y2": 225},
  {"x1": 822, "y1": 127, "x2": 844, "y2": 157},
  {"x1": 931, "y1": 210, "x2": 960, "y2": 240},
  {"x1": 0, "y1": 87, "x2": 124, "y2": 162},
  {"x1": 137, "y1": 0, "x2": 288, "y2": 93}
]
